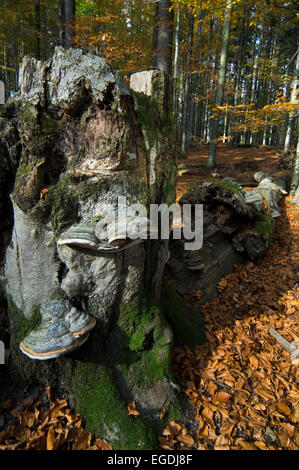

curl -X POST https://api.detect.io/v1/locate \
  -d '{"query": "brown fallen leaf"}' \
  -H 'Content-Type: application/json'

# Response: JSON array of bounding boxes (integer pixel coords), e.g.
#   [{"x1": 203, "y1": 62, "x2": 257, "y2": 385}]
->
[
  {"x1": 46, "y1": 427, "x2": 56, "y2": 450},
  {"x1": 159, "y1": 407, "x2": 167, "y2": 420},
  {"x1": 94, "y1": 438, "x2": 113, "y2": 450},
  {"x1": 253, "y1": 441, "x2": 268, "y2": 450},
  {"x1": 277, "y1": 402, "x2": 291, "y2": 416},
  {"x1": 73, "y1": 428, "x2": 91, "y2": 450},
  {"x1": 212, "y1": 391, "x2": 231, "y2": 404},
  {"x1": 177, "y1": 433, "x2": 195, "y2": 448},
  {"x1": 127, "y1": 401, "x2": 140, "y2": 417}
]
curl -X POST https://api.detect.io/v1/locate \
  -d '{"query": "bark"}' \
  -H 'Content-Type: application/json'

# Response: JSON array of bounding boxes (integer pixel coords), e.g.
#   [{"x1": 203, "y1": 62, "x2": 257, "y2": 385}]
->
[
  {"x1": 181, "y1": 11, "x2": 194, "y2": 157},
  {"x1": 172, "y1": 3, "x2": 180, "y2": 118},
  {"x1": 34, "y1": 0, "x2": 41, "y2": 60},
  {"x1": 64, "y1": 0, "x2": 75, "y2": 49},
  {"x1": 59, "y1": 0, "x2": 66, "y2": 47},
  {"x1": 289, "y1": 49, "x2": 299, "y2": 195},
  {"x1": 207, "y1": 0, "x2": 232, "y2": 168},
  {"x1": 285, "y1": 46, "x2": 299, "y2": 155},
  {"x1": 152, "y1": 0, "x2": 174, "y2": 74},
  {"x1": 1, "y1": 49, "x2": 179, "y2": 450},
  {"x1": 190, "y1": 11, "x2": 205, "y2": 142},
  {"x1": 291, "y1": 121, "x2": 299, "y2": 196},
  {"x1": 167, "y1": 177, "x2": 276, "y2": 307}
]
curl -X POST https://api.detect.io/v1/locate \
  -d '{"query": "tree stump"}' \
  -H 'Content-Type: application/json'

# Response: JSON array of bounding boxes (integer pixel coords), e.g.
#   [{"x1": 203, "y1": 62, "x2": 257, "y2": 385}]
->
[{"x1": 0, "y1": 48, "x2": 179, "y2": 449}]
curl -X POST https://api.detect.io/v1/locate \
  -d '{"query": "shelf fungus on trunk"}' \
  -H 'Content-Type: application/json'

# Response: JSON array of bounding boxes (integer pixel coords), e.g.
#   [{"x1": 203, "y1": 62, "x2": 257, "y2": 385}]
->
[
  {"x1": 57, "y1": 216, "x2": 157, "y2": 253},
  {"x1": 19, "y1": 300, "x2": 96, "y2": 360}
]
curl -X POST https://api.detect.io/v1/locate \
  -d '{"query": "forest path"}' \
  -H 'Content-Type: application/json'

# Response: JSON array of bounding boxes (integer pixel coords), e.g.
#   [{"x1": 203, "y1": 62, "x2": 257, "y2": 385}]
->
[
  {"x1": 159, "y1": 149, "x2": 299, "y2": 450},
  {"x1": 176, "y1": 144, "x2": 293, "y2": 200}
]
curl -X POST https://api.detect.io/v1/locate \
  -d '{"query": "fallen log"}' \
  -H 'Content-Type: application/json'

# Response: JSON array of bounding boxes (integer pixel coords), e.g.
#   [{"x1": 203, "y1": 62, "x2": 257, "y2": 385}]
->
[{"x1": 166, "y1": 175, "x2": 283, "y2": 305}]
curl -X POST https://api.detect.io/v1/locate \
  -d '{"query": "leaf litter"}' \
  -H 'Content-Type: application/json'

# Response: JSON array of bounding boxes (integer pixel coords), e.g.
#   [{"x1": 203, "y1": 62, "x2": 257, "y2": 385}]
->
[
  {"x1": 160, "y1": 197, "x2": 299, "y2": 450},
  {"x1": 0, "y1": 193, "x2": 298, "y2": 451},
  {"x1": 0, "y1": 386, "x2": 112, "y2": 450}
]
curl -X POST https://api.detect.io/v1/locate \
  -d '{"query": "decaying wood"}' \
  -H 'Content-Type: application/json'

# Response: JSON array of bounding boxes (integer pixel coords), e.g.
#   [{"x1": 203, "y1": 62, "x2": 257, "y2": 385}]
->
[
  {"x1": 166, "y1": 176, "x2": 282, "y2": 305},
  {"x1": 269, "y1": 327, "x2": 299, "y2": 364}
]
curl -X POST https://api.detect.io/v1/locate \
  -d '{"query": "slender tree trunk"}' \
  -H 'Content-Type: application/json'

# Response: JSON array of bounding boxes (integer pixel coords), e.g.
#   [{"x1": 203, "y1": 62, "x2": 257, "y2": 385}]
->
[
  {"x1": 59, "y1": 0, "x2": 66, "y2": 47},
  {"x1": 3, "y1": 41, "x2": 8, "y2": 97},
  {"x1": 152, "y1": 0, "x2": 174, "y2": 74},
  {"x1": 279, "y1": 34, "x2": 297, "y2": 146},
  {"x1": 64, "y1": 0, "x2": 75, "y2": 49},
  {"x1": 190, "y1": 11, "x2": 204, "y2": 141},
  {"x1": 290, "y1": 49, "x2": 299, "y2": 194},
  {"x1": 181, "y1": 11, "x2": 194, "y2": 157},
  {"x1": 42, "y1": 1, "x2": 47, "y2": 60},
  {"x1": 207, "y1": 0, "x2": 232, "y2": 168},
  {"x1": 34, "y1": 0, "x2": 41, "y2": 60},
  {"x1": 284, "y1": 45, "x2": 299, "y2": 153},
  {"x1": 173, "y1": 3, "x2": 180, "y2": 119}
]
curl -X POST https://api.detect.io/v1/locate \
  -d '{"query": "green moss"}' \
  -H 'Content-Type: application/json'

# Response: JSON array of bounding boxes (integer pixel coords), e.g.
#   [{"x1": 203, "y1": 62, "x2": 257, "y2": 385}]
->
[
  {"x1": 167, "y1": 396, "x2": 184, "y2": 422},
  {"x1": 16, "y1": 163, "x2": 34, "y2": 176},
  {"x1": 75, "y1": 178, "x2": 111, "y2": 203},
  {"x1": 5, "y1": 295, "x2": 41, "y2": 342},
  {"x1": 252, "y1": 214, "x2": 274, "y2": 242},
  {"x1": 160, "y1": 281, "x2": 206, "y2": 349},
  {"x1": 0, "y1": 101, "x2": 16, "y2": 118},
  {"x1": 90, "y1": 215, "x2": 104, "y2": 223},
  {"x1": 209, "y1": 177, "x2": 243, "y2": 195},
  {"x1": 73, "y1": 361, "x2": 157, "y2": 450},
  {"x1": 134, "y1": 91, "x2": 172, "y2": 147},
  {"x1": 134, "y1": 92, "x2": 159, "y2": 142},
  {"x1": 161, "y1": 162, "x2": 177, "y2": 206},
  {"x1": 34, "y1": 175, "x2": 79, "y2": 235},
  {"x1": 18, "y1": 104, "x2": 60, "y2": 155},
  {"x1": 186, "y1": 183, "x2": 197, "y2": 194},
  {"x1": 117, "y1": 299, "x2": 173, "y2": 386}
]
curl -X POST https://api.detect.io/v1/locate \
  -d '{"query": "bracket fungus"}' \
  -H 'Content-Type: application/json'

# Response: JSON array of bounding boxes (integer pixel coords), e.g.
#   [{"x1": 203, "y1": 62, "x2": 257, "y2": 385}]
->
[
  {"x1": 57, "y1": 216, "x2": 157, "y2": 253},
  {"x1": 20, "y1": 300, "x2": 96, "y2": 360}
]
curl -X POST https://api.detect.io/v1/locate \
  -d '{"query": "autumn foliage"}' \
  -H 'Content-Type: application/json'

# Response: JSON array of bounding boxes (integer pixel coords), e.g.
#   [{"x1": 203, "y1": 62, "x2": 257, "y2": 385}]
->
[
  {"x1": 166, "y1": 196, "x2": 299, "y2": 450},
  {"x1": 0, "y1": 387, "x2": 112, "y2": 450}
]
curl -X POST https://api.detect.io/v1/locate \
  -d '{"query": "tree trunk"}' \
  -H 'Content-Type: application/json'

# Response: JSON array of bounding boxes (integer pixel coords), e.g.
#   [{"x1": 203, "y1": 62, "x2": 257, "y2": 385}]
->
[
  {"x1": 181, "y1": 11, "x2": 194, "y2": 158},
  {"x1": 34, "y1": 0, "x2": 41, "y2": 60},
  {"x1": 64, "y1": 0, "x2": 75, "y2": 49},
  {"x1": 59, "y1": 0, "x2": 66, "y2": 47},
  {"x1": 1, "y1": 49, "x2": 179, "y2": 450},
  {"x1": 152, "y1": 0, "x2": 174, "y2": 74},
  {"x1": 289, "y1": 49, "x2": 299, "y2": 195},
  {"x1": 285, "y1": 45, "x2": 299, "y2": 154},
  {"x1": 173, "y1": 3, "x2": 180, "y2": 119},
  {"x1": 207, "y1": 0, "x2": 232, "y2": 168}
]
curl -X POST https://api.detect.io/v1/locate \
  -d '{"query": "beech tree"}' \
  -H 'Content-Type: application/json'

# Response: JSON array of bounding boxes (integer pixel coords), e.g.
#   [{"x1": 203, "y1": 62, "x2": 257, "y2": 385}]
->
[
  {"x1": 0, "y1": 0, "x2": 298, "y2": 156},
  {"x1": 290, "y1": 49, "x2": 299, "y2": 196},
  {"x1": 206, "y1": 0, "x2": 232, "y2": 168},
  {"x1": 63, "y1": 0, "x2": 76, "y2": 48},
  {"x1": 152, "y1": 0, "x2": 174, "y2": 73}
]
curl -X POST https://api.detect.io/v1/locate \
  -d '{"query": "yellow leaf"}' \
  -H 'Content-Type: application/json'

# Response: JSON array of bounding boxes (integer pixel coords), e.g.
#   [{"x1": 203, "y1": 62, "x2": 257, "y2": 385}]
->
[
  {"x1": 46, "y1": 427, "x2": 56, "y2": 451},
  {"x1": 212, "y1": 391, "x2": 231, "y2": 404},
  {"x1": 127, "y1": 401, "x2": 140, "y2": 417},
  {"x1": 277, "y1": 402, "x2": 291, "y2": 416}
]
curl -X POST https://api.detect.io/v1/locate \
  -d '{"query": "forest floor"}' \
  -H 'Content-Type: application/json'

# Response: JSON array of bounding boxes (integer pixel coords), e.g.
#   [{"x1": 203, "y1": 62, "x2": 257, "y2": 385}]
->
[
  {"x1": 176, "y1": 144, "x2": 293, "y2": 200},
  {"x1": 160, "y1": 144, "x2": 299, "y2": 450},
  {"x1": 0, "y1": 145, "x2": 298, "y2": 450}
]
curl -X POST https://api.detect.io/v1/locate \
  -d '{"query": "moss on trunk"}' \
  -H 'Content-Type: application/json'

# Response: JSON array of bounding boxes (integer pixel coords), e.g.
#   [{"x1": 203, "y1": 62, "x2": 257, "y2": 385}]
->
[{"x1": 73, "y1": 361, "x2": 157, "y2": 450}]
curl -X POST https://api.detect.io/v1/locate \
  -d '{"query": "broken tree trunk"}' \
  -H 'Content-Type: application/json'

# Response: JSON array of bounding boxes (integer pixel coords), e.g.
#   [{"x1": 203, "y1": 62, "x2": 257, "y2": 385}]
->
[
  {"x1": 0, "y1": 48, "x2": 179, "y2": 450},
  {"x1": 166, "y1": 176, "x2": 281, "y2": 306}
]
